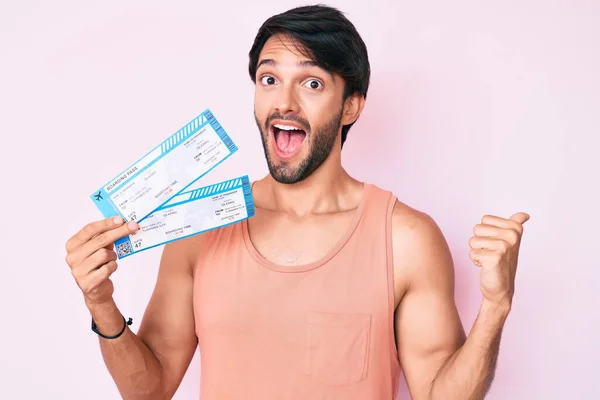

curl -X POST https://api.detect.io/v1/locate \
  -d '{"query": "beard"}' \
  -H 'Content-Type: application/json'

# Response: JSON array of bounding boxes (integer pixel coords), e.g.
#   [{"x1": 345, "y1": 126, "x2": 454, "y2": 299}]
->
[{"x1": 255, "y1": 108, "x2": 343, "y2": 185}]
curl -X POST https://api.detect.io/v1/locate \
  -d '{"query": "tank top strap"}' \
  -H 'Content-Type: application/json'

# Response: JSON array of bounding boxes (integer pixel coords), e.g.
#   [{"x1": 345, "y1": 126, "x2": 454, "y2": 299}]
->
[
  {"x1": 353, "y1": 182, "x2": 399, "y2": 370},
  {"x1": 359, "y1": 183, "x2": 397, "y2": 232}
]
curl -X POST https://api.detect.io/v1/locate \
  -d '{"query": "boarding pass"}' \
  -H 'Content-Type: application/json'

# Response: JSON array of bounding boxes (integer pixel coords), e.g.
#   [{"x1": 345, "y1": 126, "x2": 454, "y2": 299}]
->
[
  {"x1": 90, "y1": 109, "x2": 238, "y2": 223},
  {"x1": 113, "y1": 175, "x2": 254, "y2": 259}
]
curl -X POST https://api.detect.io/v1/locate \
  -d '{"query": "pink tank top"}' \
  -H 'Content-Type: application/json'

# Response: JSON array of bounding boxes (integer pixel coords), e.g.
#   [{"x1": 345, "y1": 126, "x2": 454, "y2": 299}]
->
[{"x1": 192, "y1": 182, "x2": 401, "y2": 399}]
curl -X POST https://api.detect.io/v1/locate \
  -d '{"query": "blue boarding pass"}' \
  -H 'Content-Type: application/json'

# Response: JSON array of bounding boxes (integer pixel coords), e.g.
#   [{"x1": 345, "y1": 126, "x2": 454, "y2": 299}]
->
[
  {"x1": 90, "y1": 109, "x2": 237, "y2": 223},
  {"x1": 113, "y1": 175, "x2": 255, "y2": 258}
]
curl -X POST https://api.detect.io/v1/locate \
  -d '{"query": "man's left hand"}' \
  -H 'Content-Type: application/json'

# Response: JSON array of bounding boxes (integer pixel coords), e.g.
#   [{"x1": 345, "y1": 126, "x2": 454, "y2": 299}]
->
[{"x1": 469, "y1": 212, "x2": 530, "y2": 309}]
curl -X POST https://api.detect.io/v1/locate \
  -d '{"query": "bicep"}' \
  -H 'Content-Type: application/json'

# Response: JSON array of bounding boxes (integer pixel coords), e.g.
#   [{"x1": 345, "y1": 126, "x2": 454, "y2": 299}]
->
[
  {"x1": 136, "y1": 238, "x2": 201, "y2": 397},
  {"x1": 393, "y1": 210, "x2": 466, "y2": 399}
]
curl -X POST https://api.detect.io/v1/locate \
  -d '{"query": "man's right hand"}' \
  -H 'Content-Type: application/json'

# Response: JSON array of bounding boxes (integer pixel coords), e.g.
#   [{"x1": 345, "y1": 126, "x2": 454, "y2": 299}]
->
[{"x1": 65, "y1": 216, "x2": 139, "y2": 307}]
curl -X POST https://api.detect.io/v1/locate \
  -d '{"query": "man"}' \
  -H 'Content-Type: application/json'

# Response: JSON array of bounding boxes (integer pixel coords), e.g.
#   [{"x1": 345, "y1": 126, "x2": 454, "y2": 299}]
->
[{"x1": 65, "y1": 5, "x2": 529, "y2": 400}]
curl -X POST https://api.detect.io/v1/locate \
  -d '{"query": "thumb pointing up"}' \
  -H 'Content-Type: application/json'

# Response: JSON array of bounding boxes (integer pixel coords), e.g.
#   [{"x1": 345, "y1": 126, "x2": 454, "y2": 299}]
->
[{"x1": 510, "y1": 212, "x2": 530, "y2": 225}]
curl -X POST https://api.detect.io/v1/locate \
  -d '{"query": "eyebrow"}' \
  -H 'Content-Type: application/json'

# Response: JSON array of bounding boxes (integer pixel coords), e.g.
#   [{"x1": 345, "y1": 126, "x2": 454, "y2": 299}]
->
[
  {"x1": 257, "y1": 59, "x2": 319, "y2": 69},
  {"x1": 256, "y1": 59, "x2": 334, "y2": 80}
]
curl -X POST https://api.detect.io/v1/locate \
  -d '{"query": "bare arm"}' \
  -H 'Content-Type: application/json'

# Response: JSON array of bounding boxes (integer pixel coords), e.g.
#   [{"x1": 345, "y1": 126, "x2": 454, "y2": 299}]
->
[
  {"x1": 392, "y1": 206, "x2": 528, "y2": 400},
  {"x1": 428, "y1": 300, "x2": 509, "y2": 399},
  {"x1": 392, "y1": 207, "x2": 466, "y2": 399},
  {"x1": 66, "y1": 218, "x2": 202, "y2": 399}
]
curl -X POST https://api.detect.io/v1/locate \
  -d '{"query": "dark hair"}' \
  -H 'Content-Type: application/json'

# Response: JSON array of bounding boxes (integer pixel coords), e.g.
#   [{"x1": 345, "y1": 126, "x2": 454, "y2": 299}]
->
[{"x1": 248, "y1": 4, "x2": 370, "y2": 147}]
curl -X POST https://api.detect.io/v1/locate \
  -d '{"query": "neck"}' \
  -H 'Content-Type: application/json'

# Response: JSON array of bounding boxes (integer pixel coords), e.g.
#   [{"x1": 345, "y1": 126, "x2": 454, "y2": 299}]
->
[{"x1": 257, "y1": 152, "x2": 363, "y2": 217}]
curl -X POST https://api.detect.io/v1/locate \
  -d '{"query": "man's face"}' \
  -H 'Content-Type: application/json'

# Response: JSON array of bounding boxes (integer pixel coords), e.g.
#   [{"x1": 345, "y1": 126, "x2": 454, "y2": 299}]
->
[{"x1": 253, "y1": 34, "x2": 346, "y2": 184}]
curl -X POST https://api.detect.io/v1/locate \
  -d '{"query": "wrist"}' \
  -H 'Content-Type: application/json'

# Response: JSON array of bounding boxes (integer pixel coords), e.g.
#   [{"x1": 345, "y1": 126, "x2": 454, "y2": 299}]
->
[
  {"x1": 480, "y1": 298, "x2": 511, "y2": 321},
  {"x1": 85, "y1": 297, "x2": 126, "y2": 337},
  {"x1": 85, "y1": 296, "x2": 116, "y2": 313}
]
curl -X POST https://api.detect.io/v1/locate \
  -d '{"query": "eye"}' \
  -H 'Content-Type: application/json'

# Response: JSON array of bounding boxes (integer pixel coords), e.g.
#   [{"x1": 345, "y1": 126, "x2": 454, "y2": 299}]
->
[
  {"x1": 303, "y1": 79, "x2": 323, "y2": 90},
  {"x1": 260, "y1": 76, "x2": 276, "y2": 85}
]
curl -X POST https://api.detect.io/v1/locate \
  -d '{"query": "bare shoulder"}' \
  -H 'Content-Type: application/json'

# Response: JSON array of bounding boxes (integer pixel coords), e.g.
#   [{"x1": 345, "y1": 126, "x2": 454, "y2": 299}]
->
[
  {"x1": 390, "y1": 199, "x2": 451, "y2": 269},
  {"x1": 160, "y1": 231, "x2": 208, "y2": 275},
  {"x1": 390, "y1": 200, "x2": 455, "y2": 306}
]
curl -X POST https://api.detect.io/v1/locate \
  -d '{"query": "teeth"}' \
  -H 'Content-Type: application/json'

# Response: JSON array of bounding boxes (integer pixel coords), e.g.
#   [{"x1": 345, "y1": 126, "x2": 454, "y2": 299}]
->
[{"x1": 274, "y1": 124, "x2": 301, "y2": 131}]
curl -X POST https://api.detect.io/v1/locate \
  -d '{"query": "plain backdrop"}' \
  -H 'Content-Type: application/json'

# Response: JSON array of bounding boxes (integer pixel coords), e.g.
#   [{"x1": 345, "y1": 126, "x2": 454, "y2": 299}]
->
[{"x1": 1, "y1": 0, "x2": 598, "y2": 399}]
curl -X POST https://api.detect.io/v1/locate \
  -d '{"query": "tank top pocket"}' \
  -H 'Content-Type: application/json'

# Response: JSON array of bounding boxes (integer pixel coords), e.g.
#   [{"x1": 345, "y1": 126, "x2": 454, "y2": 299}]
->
[{"x1": 303, "y1": 311, "x2": 371, "y2": 386}]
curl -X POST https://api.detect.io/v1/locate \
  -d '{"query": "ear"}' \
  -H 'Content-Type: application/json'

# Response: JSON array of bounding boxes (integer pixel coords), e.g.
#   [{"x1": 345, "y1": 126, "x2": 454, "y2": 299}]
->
[{"x1": 341, "y1": 93, "x2": 365, "y2": 126}]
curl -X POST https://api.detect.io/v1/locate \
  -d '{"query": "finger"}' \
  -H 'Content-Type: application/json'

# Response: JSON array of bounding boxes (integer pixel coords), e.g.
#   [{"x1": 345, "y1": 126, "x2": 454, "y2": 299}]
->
[
  {"x1": 474, "y1": 223, "x2": 522, "y2": 246},
  {"x1": 473, "y1": 223, "x2": 504, "y2": 238},
  {"x1": 76, "y1": 248, "x2": 117, "y2": 277},
  {"x1": 469, "y1": 248, "x2": 485, "y2": 267},
  {"x1": 481, "y1": 214, "x2": 527, "y2": 236},
  {"x1": 469, "y1": 236, "x2": 508, "y2": 252},
  {"x1": 88, "y1": 260, "x2": 118, "y2": 281},
  {"x1": 76, "y1": 221, "x2": 138, "y2": 261},
  {"x1": 510, "y1": 212, "x2": 530, "y2": 225},
  {"x1": 469, "y1": 248, "x2": 500, "y2": 269},
  {"x1": 78, "y1": 261, "x2": 118, "y2": 294},
  {"x1": 66, "y1": 217, "x2": 125, "y2": 253}
]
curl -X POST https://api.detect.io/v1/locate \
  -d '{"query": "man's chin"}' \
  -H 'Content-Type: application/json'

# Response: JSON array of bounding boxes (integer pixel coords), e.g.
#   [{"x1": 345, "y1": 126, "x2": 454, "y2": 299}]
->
[
  {"x1": 262, "y1": 141, "x2": 317, "y2": 184},
  {"x1": 267, "y1": 162, "x2": 309, "y2": 185},
  {"x1": 270, "y1": 174, "x2": 308, "y2": 185}
]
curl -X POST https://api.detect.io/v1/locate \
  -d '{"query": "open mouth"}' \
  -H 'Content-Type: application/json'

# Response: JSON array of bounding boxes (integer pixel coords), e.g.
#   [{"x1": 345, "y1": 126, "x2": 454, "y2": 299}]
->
[{"x1": 270, "y1": 123, "x2": 307, "y2": 157}]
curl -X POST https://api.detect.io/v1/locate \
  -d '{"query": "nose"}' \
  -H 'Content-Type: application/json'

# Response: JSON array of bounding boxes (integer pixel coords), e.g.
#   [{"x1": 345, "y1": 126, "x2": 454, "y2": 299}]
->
[{"x1": 275, "y1": 83, "x2": 299, "y2": 115}]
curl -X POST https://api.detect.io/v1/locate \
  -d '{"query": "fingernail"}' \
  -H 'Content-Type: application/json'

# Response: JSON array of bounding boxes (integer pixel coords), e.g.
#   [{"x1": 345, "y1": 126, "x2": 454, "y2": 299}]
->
[
  {"x1": 113, "y1": 217, "x2": 123, "y2": 224},
  {"x1": 128, "y1": 221, "x2": 138, "y2": 231}
]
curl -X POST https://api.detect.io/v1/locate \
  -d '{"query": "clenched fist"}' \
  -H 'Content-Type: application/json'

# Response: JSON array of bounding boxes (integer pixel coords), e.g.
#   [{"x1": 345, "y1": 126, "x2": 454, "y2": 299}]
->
[
  {"x1": 65, "y1": 217, "x2": 139, "y2": 306},
  {"x1": 469, "y1": 212, "x2": 530, "y2": 308}
]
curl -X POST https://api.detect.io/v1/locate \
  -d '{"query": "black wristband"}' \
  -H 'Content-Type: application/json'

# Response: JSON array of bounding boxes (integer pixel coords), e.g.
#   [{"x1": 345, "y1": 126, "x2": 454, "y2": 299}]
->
[{"x1": 91, "y1": 316, "x2": 133, "y2": 339}]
